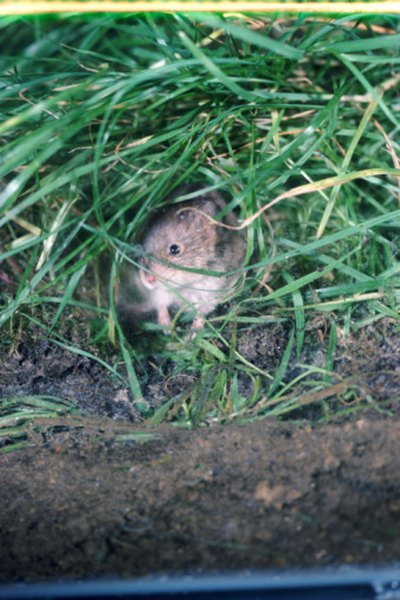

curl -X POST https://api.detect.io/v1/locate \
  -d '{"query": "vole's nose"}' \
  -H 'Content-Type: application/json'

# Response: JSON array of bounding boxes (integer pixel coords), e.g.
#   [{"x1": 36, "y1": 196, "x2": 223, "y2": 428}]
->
[{"x1": 143, "y1": 272, "x2": 157, "y2": 284}]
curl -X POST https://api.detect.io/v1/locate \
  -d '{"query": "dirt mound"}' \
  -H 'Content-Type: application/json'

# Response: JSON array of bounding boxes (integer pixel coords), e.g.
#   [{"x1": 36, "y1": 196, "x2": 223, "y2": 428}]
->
[
  {"x1": 1, "y1": 317, "x2": 400, "y2": 582},
  {"x1": 2, "y1": 416, "x2": 400, "y2": 582}
]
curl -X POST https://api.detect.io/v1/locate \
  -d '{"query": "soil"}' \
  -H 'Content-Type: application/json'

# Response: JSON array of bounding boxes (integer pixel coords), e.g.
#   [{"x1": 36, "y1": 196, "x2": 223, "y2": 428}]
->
[{"x1": 1, "y1": 314, "x2": 400, "y2": 583}]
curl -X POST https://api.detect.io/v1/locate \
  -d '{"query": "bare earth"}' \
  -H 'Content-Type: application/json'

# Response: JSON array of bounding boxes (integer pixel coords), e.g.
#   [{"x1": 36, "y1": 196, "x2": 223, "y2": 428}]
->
[{"x1": 1, "y1": 317, "x2": 400, "y2": 582}]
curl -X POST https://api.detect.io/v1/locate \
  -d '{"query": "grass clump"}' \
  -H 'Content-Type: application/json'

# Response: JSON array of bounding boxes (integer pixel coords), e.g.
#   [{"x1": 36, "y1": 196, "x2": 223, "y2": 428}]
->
[
  {"x1": 0, "y1": 395, "x2": 79, "y2": 453},
  {"x1": 0, "y1": 13, "x2": 399, "y2": 427}
]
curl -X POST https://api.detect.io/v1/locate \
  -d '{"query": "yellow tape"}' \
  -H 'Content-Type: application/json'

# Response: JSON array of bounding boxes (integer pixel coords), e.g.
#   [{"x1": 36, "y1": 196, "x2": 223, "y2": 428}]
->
[{"x1": 0, "y1": 1, "x2": 399, "y2": 14}]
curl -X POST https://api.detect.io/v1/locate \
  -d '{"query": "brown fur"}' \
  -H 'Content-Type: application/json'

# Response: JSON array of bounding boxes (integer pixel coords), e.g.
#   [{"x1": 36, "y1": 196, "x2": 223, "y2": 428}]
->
[{"x1": 117, "y1": 186, "x2": 246, "y2": 332}]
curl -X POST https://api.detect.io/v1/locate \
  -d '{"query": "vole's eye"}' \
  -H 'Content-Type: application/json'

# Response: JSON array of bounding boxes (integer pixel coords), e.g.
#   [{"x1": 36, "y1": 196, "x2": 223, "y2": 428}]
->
[{"x1": 169, "y1": 244, "x2": 181, "y2": 256}]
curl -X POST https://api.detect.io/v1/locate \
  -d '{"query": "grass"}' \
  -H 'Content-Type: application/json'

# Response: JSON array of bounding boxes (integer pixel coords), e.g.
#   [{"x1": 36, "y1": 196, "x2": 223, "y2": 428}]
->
[
  {"x1": 0, "y1": 395, "x2": 79, "y2": 453},
  {"x1": 0, "y1": 12, "x2": 399, "y2": 434}
]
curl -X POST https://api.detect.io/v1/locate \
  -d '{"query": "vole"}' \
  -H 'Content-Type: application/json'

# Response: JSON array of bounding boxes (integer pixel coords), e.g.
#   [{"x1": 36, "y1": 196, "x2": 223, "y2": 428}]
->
[{"x1": 116, "y1": 185, "x2": 246, "y2": 332}]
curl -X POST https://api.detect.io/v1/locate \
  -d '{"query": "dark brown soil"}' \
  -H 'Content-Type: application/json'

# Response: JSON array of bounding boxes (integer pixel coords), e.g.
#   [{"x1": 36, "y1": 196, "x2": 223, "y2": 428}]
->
[{"x1": 1, "y1": 316, "x2": 400, "y2": 583}]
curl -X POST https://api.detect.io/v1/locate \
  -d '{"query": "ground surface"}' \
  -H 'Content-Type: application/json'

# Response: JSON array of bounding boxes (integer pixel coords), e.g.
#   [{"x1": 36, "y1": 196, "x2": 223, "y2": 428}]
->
[{"x1": 1, "y1": 317, "x2": 400, "y2": 582}]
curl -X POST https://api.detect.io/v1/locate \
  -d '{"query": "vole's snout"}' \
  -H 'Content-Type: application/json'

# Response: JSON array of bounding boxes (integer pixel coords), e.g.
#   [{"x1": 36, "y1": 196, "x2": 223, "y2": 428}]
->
[
  {"x1": 139, "y1": 257, "x2": 159, "y2": 288},
  {"x1": 143, "y1": 270, "x2": 157, "y2": 285}
]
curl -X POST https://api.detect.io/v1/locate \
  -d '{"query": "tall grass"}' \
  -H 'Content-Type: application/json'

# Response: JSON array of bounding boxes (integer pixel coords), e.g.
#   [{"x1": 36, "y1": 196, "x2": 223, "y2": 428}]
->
[{"x1": 0, "y1": 13, "x2": 399, "y2": 427}]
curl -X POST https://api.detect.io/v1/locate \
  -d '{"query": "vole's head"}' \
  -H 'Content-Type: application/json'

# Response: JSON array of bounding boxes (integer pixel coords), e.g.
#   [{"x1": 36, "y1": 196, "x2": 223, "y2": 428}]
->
[{"x1": 140, "y1": 199, "x2": 221, "y2": 288}]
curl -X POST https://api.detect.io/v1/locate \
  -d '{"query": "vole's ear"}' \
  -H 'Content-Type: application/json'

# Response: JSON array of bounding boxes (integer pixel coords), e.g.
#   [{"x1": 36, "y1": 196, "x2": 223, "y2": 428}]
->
[
  {"x1": 176, "y1": 207, "x2": 195, "y2": 224},
  {"x1": 198, "y1": 199, "x2": 219, "y2": 218},
  {"x1": 177, "y1": 202, "x2": 218, "y2": 228}
]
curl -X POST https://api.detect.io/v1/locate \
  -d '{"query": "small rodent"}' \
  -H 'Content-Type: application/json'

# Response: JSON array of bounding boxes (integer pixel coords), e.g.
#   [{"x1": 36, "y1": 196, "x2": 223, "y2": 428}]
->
[{"x1": 117, "y1": 185, "x2": 246, "y2": 332}]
